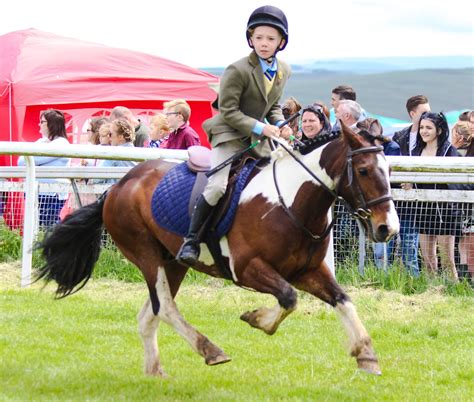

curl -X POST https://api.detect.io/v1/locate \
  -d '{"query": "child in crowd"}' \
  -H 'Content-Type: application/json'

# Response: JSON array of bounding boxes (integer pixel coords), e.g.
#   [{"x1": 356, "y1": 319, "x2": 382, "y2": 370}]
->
[{"x1": 149, "y1": 113, "x2": 170, "y2": 148}]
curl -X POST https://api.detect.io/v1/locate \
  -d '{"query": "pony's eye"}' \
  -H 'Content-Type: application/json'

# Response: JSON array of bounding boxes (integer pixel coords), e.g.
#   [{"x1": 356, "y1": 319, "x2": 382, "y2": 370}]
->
[{"x1": 359, "y1": 168, "x2": 368, "y2": 176}]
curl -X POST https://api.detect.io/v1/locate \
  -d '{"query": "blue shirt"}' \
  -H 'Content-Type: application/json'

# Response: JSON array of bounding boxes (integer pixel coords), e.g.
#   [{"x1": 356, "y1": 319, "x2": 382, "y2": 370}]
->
[
  {"x1": 94, "y1": 142, "x2": 138, "y2": 184},
  {"x1": 17, "y1": 137, "x2": 71, "y2": 199}
]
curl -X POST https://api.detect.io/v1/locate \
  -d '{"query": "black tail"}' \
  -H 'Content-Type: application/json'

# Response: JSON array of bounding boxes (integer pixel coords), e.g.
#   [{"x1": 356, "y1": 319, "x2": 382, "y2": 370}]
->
[{"x1": 35, "y1": 194, "x2": 106, "y2": 298}]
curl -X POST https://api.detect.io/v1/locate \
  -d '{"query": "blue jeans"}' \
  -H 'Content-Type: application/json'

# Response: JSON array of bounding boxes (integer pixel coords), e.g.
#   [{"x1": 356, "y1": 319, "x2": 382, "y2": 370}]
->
[
  {"x1": 38, "y1": 194, "x2": 65, "y2": 229},
  {"x1": 373, "y1": 242, "x2": 388, "y2": 270},
  {"x1": 387, "y1": 217, "x2": 420, "y2": 276}
]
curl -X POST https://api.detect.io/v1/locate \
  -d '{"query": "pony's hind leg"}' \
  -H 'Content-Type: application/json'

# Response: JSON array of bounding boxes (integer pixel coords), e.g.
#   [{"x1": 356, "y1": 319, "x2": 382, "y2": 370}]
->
[
  {"x1": 156, "y1": 266, "x2": 231, "y2": 366},
  {"x1": 293, "y1": 262, "x2": 381, "y2": 375},
  {"x1": 238, "y1": 257, "x2": 297, "y2": 335}
]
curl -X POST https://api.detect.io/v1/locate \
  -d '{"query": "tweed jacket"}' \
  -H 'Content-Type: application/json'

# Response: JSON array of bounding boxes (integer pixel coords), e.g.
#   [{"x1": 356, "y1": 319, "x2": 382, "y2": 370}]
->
[{"x1": 203, "y1": 51, "x2": 291, "y2": 157}]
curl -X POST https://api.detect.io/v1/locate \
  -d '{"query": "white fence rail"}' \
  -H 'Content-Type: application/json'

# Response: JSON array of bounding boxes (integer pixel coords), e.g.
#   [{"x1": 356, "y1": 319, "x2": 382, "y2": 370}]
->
[
  {"x1": 1, "y1": 141, "x2": 473, "y2": 286},
  {"x1": 0, "y1": 142, "x2": 188, "y2": 287}
]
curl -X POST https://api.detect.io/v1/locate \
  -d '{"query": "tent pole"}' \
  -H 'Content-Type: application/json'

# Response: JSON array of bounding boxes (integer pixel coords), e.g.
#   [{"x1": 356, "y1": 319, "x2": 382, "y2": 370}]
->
[{"x1": 8, "y1": 82, "x2": 13, "y2": 165}]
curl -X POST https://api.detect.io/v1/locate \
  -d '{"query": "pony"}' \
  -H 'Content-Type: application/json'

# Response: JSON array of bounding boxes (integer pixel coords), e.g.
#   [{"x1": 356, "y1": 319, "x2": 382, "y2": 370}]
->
[{"x1": 37, "y1": 123, "x2": 399, "y2": 377}]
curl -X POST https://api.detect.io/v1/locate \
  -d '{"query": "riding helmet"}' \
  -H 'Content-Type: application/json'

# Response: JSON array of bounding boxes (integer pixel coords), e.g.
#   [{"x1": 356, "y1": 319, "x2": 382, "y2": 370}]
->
[{"x1": 246, "y1": 5, "x2": 288, "y2": 50}]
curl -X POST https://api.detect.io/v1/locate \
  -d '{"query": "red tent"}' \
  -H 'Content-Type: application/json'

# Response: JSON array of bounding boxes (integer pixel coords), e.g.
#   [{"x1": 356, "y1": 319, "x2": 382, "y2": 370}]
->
[
  {"x1": 0, "y1": 28, "x2": 219, "y2": 229},
  {"x1": 0, "y1": 28, "x2": 219, "y2": 167}
]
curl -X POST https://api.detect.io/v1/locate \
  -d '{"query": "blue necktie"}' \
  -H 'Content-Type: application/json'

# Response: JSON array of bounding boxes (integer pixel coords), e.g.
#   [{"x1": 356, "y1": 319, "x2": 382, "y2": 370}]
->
[{"x1": 264, "y1": 68, "x2": 276, "y2": 81}]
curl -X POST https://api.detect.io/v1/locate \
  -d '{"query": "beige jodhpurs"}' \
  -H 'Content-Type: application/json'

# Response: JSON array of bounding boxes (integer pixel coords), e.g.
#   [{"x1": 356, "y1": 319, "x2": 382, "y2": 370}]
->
[{"x1": 202, "y1": 140, "x2": 249, "y2": 206}]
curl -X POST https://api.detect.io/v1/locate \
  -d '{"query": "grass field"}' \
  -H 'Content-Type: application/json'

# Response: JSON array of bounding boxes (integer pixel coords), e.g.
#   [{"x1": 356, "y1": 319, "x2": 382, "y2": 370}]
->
[{"x1": 1, "y1": 262, "x2": 473, "y2": 402}]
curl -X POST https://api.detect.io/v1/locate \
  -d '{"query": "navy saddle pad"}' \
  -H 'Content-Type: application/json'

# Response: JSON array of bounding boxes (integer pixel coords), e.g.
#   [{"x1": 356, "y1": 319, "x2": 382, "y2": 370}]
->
[{"x1": 151, "y1": 161, "x2": 258, "y2": 238}]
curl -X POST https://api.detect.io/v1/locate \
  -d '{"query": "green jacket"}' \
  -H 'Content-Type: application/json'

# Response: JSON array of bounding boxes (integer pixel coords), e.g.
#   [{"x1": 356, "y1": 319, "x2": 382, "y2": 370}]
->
[{"x1": 203, "y1": 51, "x2": 291, "y2": 157}]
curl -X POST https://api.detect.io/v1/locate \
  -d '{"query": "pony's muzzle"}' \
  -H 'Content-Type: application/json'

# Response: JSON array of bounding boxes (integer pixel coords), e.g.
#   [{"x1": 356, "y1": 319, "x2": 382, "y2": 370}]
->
[{"x1": 373, "y1": 223, "x2": 398, "y2": 243}]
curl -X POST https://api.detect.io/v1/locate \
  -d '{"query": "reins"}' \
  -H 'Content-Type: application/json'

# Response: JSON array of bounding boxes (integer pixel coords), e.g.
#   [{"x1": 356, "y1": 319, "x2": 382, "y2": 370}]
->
[{"x1": 270, "y1": 136, "x2": 392, "y2": 244}]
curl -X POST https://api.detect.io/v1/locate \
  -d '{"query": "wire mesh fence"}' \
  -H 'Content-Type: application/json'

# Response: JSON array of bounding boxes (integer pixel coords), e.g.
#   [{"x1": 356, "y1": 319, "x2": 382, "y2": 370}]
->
[{"x1": 1, "y1": 175, "x2": 473, "y2": 280}]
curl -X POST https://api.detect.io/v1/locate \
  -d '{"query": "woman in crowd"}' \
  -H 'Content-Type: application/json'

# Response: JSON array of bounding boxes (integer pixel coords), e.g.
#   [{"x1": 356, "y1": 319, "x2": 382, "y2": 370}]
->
[
  {"x1": 412, "y1": 112, "x2": 462, "y2": 280},
  {"x1": 94, "y1": 119, "x2": 137, "y2": 184},
  {"x1": 300, "y1": 103, "x2": 331, "y2": 141},
  {"x1": 148, "y1": 113, "x2": 170, "y2": 148},
  {"x1": 452, "y1": 120, "x2": 474, "y2": 280},
  {"x1": 98, "y1": 123, "x2": 112, "y2": 146},
  {"x1": 81, "y1": 117, "x2": 110, "y2": 167},
  {"x1": 451, "y1": 121, "x2": 472, "y2": 156},
  {"x1": 87, "y1": 117, "x2": 109, "y2": 146},
  {"x1": 18, "y1": 109, "x2": 70, "y2": 228}
]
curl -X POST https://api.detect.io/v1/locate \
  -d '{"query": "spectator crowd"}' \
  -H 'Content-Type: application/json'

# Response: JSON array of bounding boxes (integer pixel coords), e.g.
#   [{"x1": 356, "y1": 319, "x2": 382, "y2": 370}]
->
[{"x1": 10, "y1": 84, "x2": 474, "y2": 283}]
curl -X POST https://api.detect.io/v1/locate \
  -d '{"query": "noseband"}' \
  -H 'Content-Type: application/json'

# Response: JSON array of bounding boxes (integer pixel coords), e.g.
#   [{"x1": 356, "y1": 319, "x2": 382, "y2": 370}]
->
[{"x1": 343, "y1": 145, "x2": 393, "y2": 223}]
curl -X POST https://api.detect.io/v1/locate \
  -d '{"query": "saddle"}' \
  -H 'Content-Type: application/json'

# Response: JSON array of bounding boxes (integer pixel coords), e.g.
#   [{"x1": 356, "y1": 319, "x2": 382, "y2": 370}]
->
[
  {"x1": 186, "y1": 146, "x2": 258, "y2": 226},
  {"x1": 151, "y1": 146, "x2": 266, "y2": 280}
]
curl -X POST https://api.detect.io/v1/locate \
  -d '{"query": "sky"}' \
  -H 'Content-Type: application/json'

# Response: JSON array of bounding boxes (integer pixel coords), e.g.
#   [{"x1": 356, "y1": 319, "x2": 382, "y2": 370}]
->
[{"x1": 1, "y1": 0, "x2": 473, "y2": 68}]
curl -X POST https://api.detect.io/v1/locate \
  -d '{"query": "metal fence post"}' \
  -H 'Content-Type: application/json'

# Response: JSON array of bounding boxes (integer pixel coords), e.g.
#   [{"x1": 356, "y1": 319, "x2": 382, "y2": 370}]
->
[{"x1": 21, "y1": 156, "x2": 36, "y2": 287}]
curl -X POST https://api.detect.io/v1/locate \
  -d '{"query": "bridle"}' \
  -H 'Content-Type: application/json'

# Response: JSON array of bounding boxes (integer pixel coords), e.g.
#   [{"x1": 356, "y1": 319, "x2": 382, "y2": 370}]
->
[
  {"x1": 272, "y1": 140, "x2": 393, "y2": 243},
  {"x1": 343, "y1": 146, "x2": 393, "y2": 222}
]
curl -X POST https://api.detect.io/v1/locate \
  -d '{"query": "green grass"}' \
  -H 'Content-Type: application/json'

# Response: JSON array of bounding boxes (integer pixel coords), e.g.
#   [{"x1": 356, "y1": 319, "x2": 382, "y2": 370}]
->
[
  {"x1": 1, "y1": 265, "x2": 473, "y2": 401},
  {"x1": 1, "y1": 221, "x2": 472, "y2": 295}
]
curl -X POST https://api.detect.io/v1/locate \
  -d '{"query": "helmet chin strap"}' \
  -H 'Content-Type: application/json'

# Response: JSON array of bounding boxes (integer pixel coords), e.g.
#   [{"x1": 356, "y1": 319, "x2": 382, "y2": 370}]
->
[
  {"x1": 262, "y1": 39, "x2": 285, "y2": 64},
  {"x1": 263, "y1": 56, "x2": 274, "y2": 63}
]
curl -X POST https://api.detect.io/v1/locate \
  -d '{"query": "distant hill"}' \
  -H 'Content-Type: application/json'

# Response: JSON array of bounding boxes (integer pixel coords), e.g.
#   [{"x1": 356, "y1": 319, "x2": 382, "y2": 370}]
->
[
  {"x1": 202, "y1": 67, "x2": 473, "y2": 120},
  {"x1": 202, "y1": 55, "x2": 473, "y2": 75},
  {"x1": 295, "y1": 56, "x2": 473, "y2": 74},
  {"x1": 282, "y1": 68, "x2": 473, "y2": 119}
]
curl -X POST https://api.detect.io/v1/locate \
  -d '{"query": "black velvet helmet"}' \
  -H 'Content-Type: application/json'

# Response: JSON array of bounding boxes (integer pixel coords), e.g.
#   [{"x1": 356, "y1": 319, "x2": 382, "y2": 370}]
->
[{"x1": 246, "y1": 5, "x2": 288, "y2": 50}]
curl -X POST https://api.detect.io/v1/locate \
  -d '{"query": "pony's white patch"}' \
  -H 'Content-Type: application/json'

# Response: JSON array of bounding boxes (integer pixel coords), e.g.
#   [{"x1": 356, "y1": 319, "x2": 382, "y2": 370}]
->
[
  {"x1": 376, "y1": 154, "x2": 400, "y2": 234},
  {"x1": 137, "y1": 298, "x2": 162, "y2": 376},
  {"x1": 200, "y1": 238, "x2": 238, "y2": 282},
  {"x1": 199, "y1": 244, "x2": 214, "y2": 266},
  {"x1": 335, "y1": 301, "x2": 369, "y2": 350},
  {"x1": 239, "y1": 145, "x2": 335, "y2": 207}
]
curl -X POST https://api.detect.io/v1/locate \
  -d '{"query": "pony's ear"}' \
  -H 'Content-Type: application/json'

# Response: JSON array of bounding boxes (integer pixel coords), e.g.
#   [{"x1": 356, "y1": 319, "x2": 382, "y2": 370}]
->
[
  {"x1": 340, "y1": 120, "x2": 364, "y2": 149},
  {"x1": 368, "y1": 120, "x2": 383, "y2": 137}
]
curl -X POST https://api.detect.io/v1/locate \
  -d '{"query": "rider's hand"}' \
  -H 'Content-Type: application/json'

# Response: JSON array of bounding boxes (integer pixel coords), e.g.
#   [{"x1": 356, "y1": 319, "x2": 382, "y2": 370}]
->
[
  {"x1": 279, "y1": 125, "x2": 292, "y2": 140},
  {"x1": 262, "y1": 124, "x2": 281, "y2": 138}
]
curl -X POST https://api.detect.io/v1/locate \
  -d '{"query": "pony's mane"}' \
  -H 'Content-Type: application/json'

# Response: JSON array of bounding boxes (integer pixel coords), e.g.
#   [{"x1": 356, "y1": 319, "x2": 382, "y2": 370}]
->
[
  {"x1": 357, "y1": 130, "x2": 381, "y2": 145},
  {"x1": 295, "y1": 131, "x2": 341, "y2": 155}
]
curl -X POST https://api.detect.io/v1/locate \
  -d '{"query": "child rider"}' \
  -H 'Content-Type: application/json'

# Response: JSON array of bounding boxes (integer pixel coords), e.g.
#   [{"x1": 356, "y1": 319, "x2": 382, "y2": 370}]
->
[{"x1": 177, "y1": 5, "x2": 293, "y2": 266}]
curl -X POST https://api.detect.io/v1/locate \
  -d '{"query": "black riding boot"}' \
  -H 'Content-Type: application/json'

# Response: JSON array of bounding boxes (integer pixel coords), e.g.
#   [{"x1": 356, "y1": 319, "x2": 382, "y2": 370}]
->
[{"x1": 176, "y1": 196, "x2": 214, "y2": 266}]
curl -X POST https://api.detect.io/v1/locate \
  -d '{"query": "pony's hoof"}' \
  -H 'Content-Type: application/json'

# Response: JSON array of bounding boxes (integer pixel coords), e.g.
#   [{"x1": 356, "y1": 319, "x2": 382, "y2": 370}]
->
[
  {"x1": 240, "y1": 310, "x2": 277, "y2": 335},
  {"x1": 240, "y1": 310, "x2": 254, "y2": 323},
  {"x1": 145, "y1": 365, "x2": 169, "y2": 378},
  {"x1": 357, "y1": 358, "x2": 382, "y2": 375},
  {"x1": 205, "y1": 353, "x2": 231, "y2": 366}
]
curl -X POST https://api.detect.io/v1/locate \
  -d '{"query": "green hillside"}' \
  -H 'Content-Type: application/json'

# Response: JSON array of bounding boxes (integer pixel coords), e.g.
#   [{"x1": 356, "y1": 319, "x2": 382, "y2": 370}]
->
[{"x1": 283, "y1": 68, "x2": 473, "y2": 119}]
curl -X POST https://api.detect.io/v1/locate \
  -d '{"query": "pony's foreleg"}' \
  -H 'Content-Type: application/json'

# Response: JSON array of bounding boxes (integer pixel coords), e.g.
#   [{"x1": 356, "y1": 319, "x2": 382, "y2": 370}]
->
[
  {"x1": 335, "y1": 300, "x2": 381, "y2": 375},
  {"x1": 137, "y1": 299, "x2": 166, "y2": 377},
  {"x1": 156, "y1": 267, "x2": 231, "y2": 366},
  {"x1": 238, "y1": 258, "x2": 297, "y2": 335},
  {"x1": 293, "y1": 263, "x2": 381, "y2": 375}
]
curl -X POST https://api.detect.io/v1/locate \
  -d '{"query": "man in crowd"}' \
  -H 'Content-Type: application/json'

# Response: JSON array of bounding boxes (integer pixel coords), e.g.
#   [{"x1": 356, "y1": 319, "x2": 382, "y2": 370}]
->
[
  {"x1": 331, "y1": 85, "x2": 367, "y2": 130},
  {"x1": 162, "y1": 99, "x2": 200, "y2": 149},
  {"x1": 335, "y1": 100, "x2": 363, "y2": 130}
]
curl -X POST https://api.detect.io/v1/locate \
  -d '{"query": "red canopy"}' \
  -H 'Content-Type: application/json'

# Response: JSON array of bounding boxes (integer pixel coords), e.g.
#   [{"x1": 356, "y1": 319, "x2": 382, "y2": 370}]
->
[{"x1": 0, "y1": 28, "x2": 219, "y2": 166}]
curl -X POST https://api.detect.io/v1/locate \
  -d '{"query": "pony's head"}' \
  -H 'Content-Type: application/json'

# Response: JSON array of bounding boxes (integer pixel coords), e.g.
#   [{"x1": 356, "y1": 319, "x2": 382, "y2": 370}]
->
[{"x1": 333, "y1": 122, "x2": 399, "y2": 242}]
